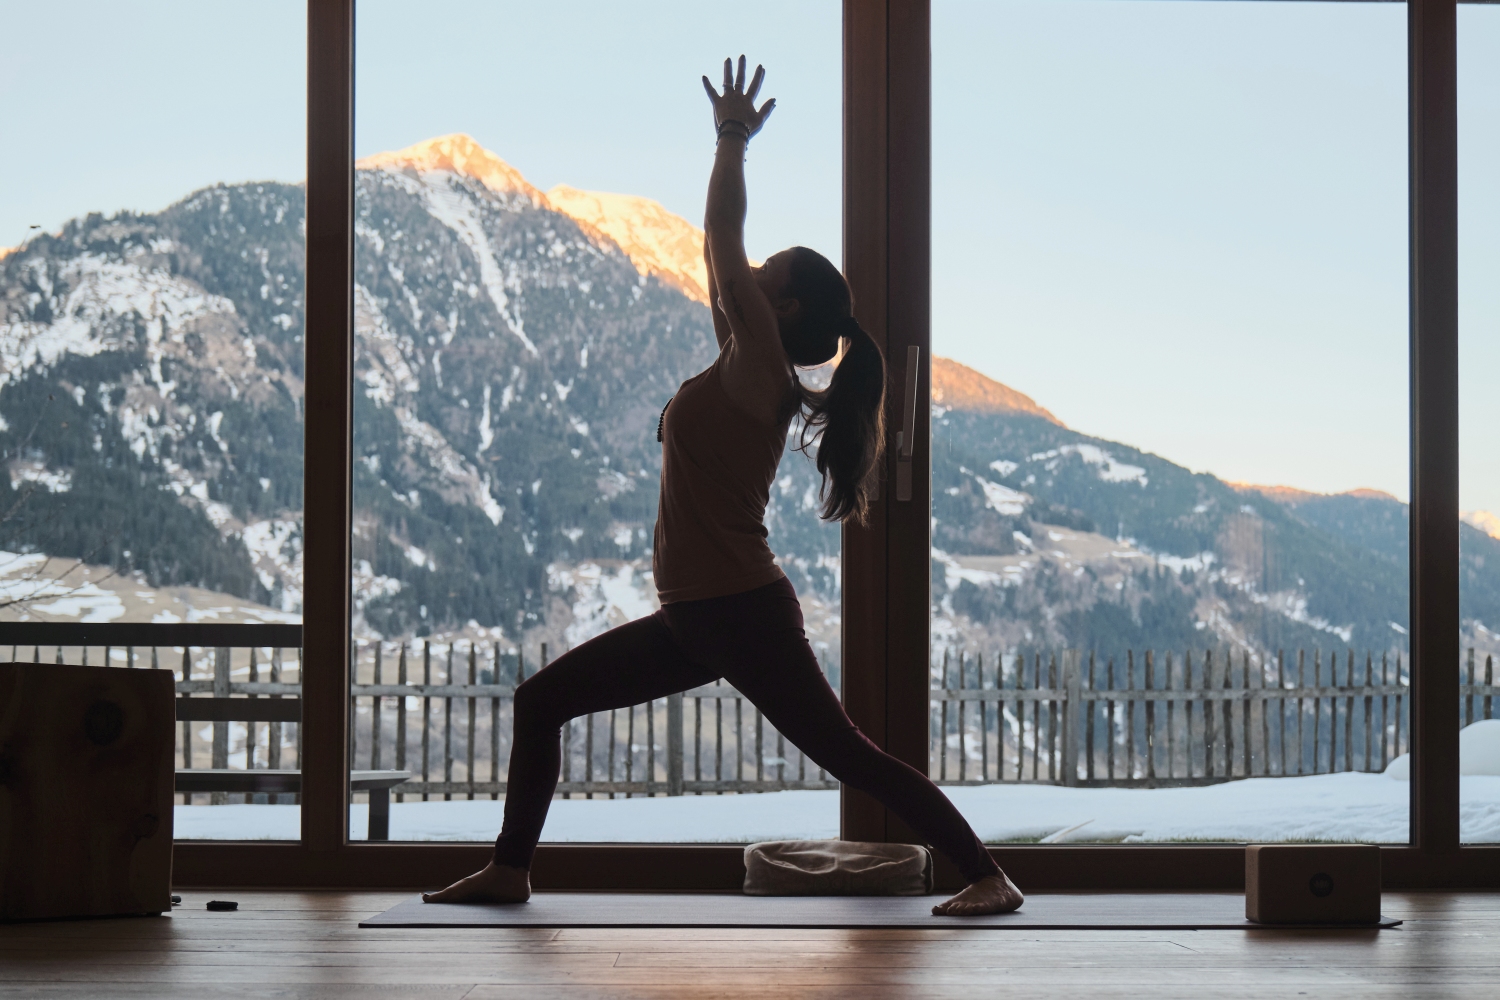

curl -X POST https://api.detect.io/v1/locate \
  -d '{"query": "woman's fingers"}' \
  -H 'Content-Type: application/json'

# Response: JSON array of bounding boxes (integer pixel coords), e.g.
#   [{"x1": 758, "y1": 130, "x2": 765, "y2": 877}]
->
[
  {"x1": 746, "y1": 64, "x2": 765, "y2": 100},
  {"x1": 705, "y1": 57, "x2": 773, "y2": 130},
  {"x1": 757, "y1": 98, "x2": 776, "y2": 127}
]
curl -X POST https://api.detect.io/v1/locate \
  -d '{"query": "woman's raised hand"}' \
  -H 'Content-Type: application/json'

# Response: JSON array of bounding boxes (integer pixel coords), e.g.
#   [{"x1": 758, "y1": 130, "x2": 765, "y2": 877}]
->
[{"x1": 702, "y1": 55, "x2": 775, "y2": 139}]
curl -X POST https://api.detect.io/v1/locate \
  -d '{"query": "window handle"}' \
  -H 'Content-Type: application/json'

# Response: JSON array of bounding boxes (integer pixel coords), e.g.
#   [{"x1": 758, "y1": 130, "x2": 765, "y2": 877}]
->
[{"x1": 895, "y1": 345, "x2": 920, "y2": 502}]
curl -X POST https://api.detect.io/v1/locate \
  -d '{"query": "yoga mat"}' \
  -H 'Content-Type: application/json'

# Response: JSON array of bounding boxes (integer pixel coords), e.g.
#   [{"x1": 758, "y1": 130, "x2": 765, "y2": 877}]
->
[{"x1": 361, "y1": 892, "x2": 1402, "y2": 930}]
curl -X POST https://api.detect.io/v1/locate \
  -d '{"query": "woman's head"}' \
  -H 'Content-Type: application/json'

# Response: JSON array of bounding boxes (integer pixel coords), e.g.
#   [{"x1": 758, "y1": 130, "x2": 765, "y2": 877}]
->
[
  {"x1": 759, "y1": 246, "x2": 887, "y2": 524},
  {"x1": 755, "y1": 246, "x2": 847, "y2": 367}
]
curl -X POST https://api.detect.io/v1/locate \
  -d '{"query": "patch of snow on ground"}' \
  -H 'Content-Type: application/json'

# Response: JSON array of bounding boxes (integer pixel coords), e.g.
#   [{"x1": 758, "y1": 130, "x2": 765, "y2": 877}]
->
[
  {"x1": 1386, "y1": 720, "x2": 1500, "y2": 779},
  {"x1": 1256, "y1": 591, "x2": 1355, "y2": 644},
  {"x1": 549, "y1": 560, "x2": 658, "y2": 647},
  {"x1": 1028, "y1": 444, "x2": 1147, "y2": 486},
  {"x1": 353, "y1": 559, "x2": 403, "y2": 610},
  {"x1": 8, "y1": 462, "x2": 71, "y2": 493},
  {"x1": 974, "y1": 477, "x2": 1028, "y2": 516},
  {"x1": 26, "y1": 584, "x2": 125, "y2": 622},
  {"x1": 419, "y1": 174, "x2": 538, "y2": 355},
  {"x1": 1156, "y1": 551, "x2": 1215, "y2": 574},
  {"x1": 932, "y1": 548, "x2": 1005, "y2": 590},
  {"x1": 0, "y1": 253, "x2": 235, "y2": 388},
  {"x1": 240, "y1": 517, "x2": 303, "y2": 612},
  {"x1": 353, "y1": 283, "x2": 421, "y2": 404},
  {"x1": 0, "y1": 553, "x2": 124, "y2": 620},
  {"x1": 172, "y1": 773, "x2": 1500, "y2": 844},
  {"x1": 1067, "y1": 443, "x2": 1148, "y2": 485}
]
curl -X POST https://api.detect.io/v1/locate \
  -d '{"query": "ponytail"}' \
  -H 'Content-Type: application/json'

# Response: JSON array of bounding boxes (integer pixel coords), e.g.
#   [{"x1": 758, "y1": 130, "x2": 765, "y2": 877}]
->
[
  {"x1": 795, "y1": 318, "x2": 886, "y2": 524},
  {"x1": 778, "y1": 247, "x2": 887, "y2": 525}
]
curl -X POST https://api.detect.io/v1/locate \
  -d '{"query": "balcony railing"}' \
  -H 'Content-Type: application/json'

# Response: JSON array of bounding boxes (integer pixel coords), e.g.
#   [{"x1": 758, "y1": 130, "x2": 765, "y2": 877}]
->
[
  {"x1": 928, "y1": 648, "x2": 1494, "y2": 788},
  {"x1": 4, "y1": 624, "x2": 1495, "y2": 801}
]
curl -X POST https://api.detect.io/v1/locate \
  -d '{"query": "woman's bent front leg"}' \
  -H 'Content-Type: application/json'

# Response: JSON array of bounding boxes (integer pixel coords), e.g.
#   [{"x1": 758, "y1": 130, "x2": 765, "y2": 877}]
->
[
  {"x1": 674, "y1": 583, "x2": 1017, "y2": 912},
  {"x1": 423, "y1": 611, "x2": 713, "y2": 904}
]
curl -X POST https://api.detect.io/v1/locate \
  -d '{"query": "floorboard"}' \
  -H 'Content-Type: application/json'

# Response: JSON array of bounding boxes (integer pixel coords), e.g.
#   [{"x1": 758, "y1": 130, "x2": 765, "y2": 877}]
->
[{"x1": 1, "y1": 890, "x2": 1494, "y2": 998}]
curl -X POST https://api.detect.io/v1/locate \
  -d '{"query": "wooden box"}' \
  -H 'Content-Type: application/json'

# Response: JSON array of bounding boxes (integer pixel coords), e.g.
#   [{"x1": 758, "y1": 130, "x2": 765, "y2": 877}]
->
[
  {"x1": 0, "y1": 662, "x2": 175, "y2": 920},
  {"x1": 1245, "y1": 844, "x2": 1381, "y2": 924}
]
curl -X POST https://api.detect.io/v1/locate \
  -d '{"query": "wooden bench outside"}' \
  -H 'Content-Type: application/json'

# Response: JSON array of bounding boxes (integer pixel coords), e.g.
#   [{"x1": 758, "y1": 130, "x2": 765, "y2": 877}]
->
[
  {"x1": 175, "y1": 695, "x2": 409, "y2": 840},
  {"x1": 174, "y1": 769, "x2": 411, "y2": 840}
]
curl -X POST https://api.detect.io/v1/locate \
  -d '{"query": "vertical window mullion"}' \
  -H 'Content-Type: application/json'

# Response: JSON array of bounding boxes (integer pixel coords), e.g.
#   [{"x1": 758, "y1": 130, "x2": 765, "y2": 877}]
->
[
  {"x1": 1408, "y1": 0, "x2": 1461, "y2": 855},
  {"x1": 301, "y1": 0, "x2": 356, "y2": 852}
]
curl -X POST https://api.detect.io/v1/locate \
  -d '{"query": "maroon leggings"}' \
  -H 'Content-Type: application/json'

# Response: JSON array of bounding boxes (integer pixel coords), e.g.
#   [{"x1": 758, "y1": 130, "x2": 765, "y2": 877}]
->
[{"x1": 492, "y1": 576, "x2": 1000, "y2": 884}]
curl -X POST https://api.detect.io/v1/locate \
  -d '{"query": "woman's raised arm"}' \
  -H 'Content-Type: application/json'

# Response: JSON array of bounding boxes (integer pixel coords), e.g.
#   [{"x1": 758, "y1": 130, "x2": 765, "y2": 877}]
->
[
  {"x1": 700, "y1": 56, "x2": 794, "y2": 424},
  {"x1": 701, "y1": 57, "x2": 780, "y2": 364}
]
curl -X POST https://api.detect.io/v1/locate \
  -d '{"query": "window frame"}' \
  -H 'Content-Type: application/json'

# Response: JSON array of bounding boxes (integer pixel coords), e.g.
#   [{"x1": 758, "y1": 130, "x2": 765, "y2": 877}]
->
[{"x1": 171, "y1": 0, "x2": 1499, "y2": 891}]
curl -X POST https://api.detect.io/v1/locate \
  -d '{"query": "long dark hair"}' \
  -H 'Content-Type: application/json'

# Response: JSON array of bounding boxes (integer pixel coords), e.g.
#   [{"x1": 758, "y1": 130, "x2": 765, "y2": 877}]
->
[{"x1": 778, "y1": 247, "x2": 886, "y2": 524}]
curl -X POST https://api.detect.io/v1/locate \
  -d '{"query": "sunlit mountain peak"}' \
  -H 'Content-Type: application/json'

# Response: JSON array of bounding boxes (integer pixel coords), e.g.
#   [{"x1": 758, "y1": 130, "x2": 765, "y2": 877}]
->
[
  {"x1": 547, "y1": 185, "x2": 709, "y2": 305},
  {"x1": 356, "y1": 133, "x2": 544, "y2": 203},
  {"x1": 1231, "y1": 483, "x2": 1405, "y2": 507},
  {"x1": 930, "y1": 356, "x2": 1064, "y2": 426},
  {"x1": 1226, "y1": 482, "x2": 1321, "y2": 503},
  {"x1": 357, "y1": 134, "x2": 712, "y2": 303},
  {"x1": 1464, "y1": 510, "x2": 1500, "y2": 540}
]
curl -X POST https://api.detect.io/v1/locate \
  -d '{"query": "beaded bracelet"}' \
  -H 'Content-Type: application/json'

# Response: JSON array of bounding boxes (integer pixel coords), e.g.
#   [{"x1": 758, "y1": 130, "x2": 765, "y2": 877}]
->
[{"x1": 715, "y1": 120, "x2": 751, "y2": 142}]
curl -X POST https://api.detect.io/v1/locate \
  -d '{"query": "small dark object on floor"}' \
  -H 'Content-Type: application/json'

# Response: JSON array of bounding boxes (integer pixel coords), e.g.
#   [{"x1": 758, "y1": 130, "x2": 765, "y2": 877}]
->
[
  {"x1": 206, "y1": 900, "x2": 238, "y2": 911},
  {"x1": 170, "y1": 895, "x2": 181, "y2": 904}
]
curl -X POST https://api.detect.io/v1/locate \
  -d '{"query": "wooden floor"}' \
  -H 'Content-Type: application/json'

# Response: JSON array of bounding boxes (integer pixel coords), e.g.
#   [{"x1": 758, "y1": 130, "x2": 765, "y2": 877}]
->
[{"x1": 2, "y1": 891, "x2": 1496, "y2": 998}]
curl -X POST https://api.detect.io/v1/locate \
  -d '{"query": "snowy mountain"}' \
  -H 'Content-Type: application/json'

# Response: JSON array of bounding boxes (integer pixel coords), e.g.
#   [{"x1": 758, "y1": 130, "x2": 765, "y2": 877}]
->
[
  {"x1": 4, "y1": 132, "x2": 1497, "y2": 661},
  {"x1": 929, "y1": 401, "x2": 1500, "y2": 658},
  {"x1": 0, "y1": 135, "x2": 833, "y2": 644}
]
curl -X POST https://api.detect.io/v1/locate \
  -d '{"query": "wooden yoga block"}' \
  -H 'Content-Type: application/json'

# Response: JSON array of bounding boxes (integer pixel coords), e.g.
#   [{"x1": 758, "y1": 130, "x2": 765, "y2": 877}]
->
[
  {"x1": 0, "y1": 662, "x2": 175, "y2": 920},
  {"x1": 1245, "y1": 844, "x2": 1381, "y2": 924}
]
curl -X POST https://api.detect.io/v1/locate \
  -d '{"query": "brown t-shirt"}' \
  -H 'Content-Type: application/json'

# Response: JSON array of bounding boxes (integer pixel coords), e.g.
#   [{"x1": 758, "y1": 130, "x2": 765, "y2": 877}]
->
[{"x1": 653, "y1": 359, "x2": 790, "y2": 603}]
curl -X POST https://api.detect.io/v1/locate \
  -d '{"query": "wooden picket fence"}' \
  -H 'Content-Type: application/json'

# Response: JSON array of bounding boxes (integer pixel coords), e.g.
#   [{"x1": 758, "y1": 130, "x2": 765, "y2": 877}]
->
[
  {"x1": 930, "y1": 648, "x2": 1498, "y2": 788},
  {"x1": 348, "y1": 640, "x2": 838, "y2": 801},
  {"x1": 6, "y1": 624, "x2": 1499, "y2": 801}
]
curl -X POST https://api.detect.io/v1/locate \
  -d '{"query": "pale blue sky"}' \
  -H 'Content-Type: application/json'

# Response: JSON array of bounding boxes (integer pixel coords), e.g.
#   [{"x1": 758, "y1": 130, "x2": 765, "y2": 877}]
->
[
  {"x1": 1, "y1": 1, "x2": 1494, "y2": 511},
  {"x1": 935, "y1": 0, "x2": 1497, "y2": 514}
]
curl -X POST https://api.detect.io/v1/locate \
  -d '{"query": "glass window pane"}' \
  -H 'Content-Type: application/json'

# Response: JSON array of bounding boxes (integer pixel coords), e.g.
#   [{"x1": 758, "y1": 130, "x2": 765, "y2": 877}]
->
[
  {"x1": 0, "y1": 1, "x2": 306, "y2": 839},
  {"x1": 351, "y1": 1, "x2": 841, "y2": 843},
  {"x1": 1459, "y1": 3, "x2": 1500, "y2": 844},
  {"x1": 931, "y1": 0, "x2": 1409, "y2": 844}
]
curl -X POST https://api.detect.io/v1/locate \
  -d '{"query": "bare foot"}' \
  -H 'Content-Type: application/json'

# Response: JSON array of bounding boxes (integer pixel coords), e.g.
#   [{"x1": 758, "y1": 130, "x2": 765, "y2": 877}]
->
[
  {"x1": 421, "y1": 862, "x2": 531, "y2": 904},
  {"x1": 931, "y1": 872, "x2": 1024, "y2": 916}
]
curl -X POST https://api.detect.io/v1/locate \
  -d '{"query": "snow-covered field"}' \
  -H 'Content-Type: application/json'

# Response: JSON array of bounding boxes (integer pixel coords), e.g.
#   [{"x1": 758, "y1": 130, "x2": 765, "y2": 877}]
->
[{"x1": 174, "y1": 772, "x2": 1500, "y2": 844}]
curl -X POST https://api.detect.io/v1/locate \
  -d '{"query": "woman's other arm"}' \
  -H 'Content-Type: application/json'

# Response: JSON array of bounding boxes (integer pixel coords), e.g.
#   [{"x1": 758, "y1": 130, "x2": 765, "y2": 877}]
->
[{"x1": 704, "y1": 237, "x2": 731, "y2": 351}]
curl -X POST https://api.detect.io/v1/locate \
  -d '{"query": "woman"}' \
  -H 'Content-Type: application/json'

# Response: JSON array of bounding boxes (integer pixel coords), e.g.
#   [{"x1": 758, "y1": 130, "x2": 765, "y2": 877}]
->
[{"x1": 423, "y1": 57, "x2": 1023, "y2": 917}]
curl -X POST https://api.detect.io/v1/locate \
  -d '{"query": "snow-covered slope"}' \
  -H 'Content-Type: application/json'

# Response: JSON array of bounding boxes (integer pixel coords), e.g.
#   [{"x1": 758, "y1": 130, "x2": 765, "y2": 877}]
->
[
  {"x1": 546, "y1": 185, "x2": 710, "y2": 305},
  {"x1": 356, "y1": 133, "x2": 546, "y2": 204}
]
